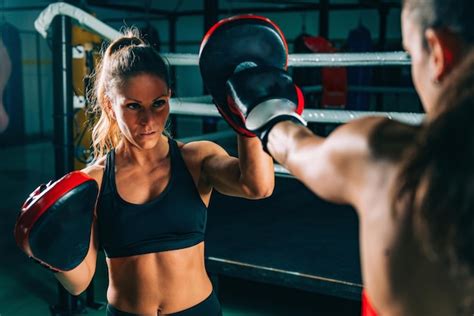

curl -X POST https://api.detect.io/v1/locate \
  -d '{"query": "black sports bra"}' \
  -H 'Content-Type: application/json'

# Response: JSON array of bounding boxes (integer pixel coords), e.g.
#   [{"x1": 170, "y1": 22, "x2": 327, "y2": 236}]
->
[{"x1": 96, "y1": 138, "x2": 207, "y2": 258}]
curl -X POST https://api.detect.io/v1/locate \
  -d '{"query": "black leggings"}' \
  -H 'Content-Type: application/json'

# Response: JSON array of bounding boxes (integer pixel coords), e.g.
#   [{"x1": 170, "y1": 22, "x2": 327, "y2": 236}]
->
[{"x1": 106, "y1": 291, "x2": 222, "y2": 316}]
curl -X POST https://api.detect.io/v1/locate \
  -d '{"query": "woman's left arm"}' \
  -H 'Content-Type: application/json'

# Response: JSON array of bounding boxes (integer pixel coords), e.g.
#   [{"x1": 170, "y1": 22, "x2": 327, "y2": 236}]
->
[{"x1": 201, "y1": 136, "x2": 274, "y2": 199}]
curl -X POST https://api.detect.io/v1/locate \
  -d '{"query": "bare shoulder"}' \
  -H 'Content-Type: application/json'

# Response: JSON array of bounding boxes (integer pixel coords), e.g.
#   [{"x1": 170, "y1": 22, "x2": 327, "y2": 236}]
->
[
  {"x1": 342, "y1": 116, "x2": 419, "y2": 139},
  {"x1": 178, "y1": 140, "x2": 228, "y2": 161},
  {"x1": 365, "y1": 117, "x2": 420, "y2": 162},
  {"x1": 333, "y1": 116, "x2": 419, "y2": 161},
  {"x1": 321, "y1": 117, "x2": 389, "y2": 159},
  {"x1": 80, "y1": 155, "x2": 107, "y2": 186},
  {"x1": 176, "y1": 140, "x2": 230, "y2": 189},
  {"x1": 327, "y1": 117, "x2": 414, "y2": 209},
  {"x1": 334, "y1": 116, "x2": 389, "y2": 136}
]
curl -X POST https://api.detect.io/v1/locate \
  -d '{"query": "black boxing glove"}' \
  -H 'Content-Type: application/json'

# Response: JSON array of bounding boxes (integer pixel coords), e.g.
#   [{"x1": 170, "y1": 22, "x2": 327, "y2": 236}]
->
[
  {"x1": 199, "y1": 15, "x2": 292, "y2": 137},
  {"x1": 226, "y1": 64, "x2": 306, "y2": 150}
]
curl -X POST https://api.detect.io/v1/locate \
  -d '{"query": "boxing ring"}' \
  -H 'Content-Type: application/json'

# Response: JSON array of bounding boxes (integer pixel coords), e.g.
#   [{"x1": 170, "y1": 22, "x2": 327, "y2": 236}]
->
[
  {"x1": 36, "y1": 2, "x2": 422, "y2": 305},
  {"x1": 206, "y1": 177, "x2": 360, "y2": 299}
]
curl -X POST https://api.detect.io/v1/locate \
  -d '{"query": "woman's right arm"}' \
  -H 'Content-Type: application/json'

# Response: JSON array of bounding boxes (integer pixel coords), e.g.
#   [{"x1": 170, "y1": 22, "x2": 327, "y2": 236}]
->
[
  {"x1": 54, "y1": 162, "x2": 104, "y2": 295},
  {"x1": 267, "y1": 117, "x2": 419, "y2": 208}
]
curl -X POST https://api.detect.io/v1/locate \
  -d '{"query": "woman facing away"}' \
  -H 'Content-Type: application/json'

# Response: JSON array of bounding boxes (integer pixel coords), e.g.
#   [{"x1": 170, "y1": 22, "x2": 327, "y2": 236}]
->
[
  {"x1": 260, "y1": 0, "x2": 474, "y2": 314},
  {"x1": 54, "y1": 30, "x2": 274, "y2": 316}
]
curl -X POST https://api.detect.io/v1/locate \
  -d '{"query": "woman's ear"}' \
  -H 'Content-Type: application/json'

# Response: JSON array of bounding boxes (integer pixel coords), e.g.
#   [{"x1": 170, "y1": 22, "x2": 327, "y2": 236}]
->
[
  {"x1": 425, "y1": 28, "x2": 462, "y2": 83},
  {"x1": 104, "y1": 97, "x2": 116, "y2": 120}
]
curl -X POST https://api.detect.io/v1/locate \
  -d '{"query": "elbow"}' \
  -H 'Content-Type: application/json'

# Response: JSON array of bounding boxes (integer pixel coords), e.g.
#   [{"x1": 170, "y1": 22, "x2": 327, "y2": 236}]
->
[
  {"x1": 249, "y1": 189, "x2": 272, "y2": 200},
  {"x1": 257, "y1": 184, "x2": 274, "y2": 199},
  {"x1": 68, "y1": 287, "x2": 87, "y2": 297},
  {"x1": 55, "y1": 265, "x2": 95, "y2": 296},
  {"x1": 244, "y1": 182, "x2": 274, "y2": 199},
  {"x1": 62, "y1": 281, "x2": 90, "y2": 296}
]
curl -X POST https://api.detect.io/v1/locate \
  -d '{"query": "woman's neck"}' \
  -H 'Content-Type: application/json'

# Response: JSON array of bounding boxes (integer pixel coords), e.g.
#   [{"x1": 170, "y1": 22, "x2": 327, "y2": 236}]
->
[{"x1": 115, "y1": 135, "x2": 170, "y2": 168}]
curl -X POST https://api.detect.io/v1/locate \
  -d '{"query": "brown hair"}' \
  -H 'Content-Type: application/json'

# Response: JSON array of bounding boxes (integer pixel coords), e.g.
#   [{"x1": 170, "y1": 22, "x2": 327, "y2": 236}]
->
[
  {"x1": 394, "y1": 51, "x2": 474, "y2": 309},
  {"x1": 402, "y1": 0, "x2": 474, "y2": 50},
  {"x1": 89, "y1": 28, "x2": 170, "y2": 159}
]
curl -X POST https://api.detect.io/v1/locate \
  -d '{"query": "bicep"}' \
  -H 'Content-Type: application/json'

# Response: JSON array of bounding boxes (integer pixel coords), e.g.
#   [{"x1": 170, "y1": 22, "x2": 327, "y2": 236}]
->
[{"x1": 200, "y1": 144, "x2": 243, "y2": 196}]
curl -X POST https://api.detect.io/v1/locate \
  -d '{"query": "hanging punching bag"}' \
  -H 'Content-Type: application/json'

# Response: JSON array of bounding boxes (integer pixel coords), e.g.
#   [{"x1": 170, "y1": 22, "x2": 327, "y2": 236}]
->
[
  {"x1": 0, "y1": 23, "x2": 24, "y2": 144},
  {"x1": 293, "y1": 33, "x2": 322, "y2": 108},
  {"x1": 304, "y1": 36, "x2": 347, "y2": 109},
  {"x1": 346, "y1": 24, "x2": 373, "y2": 111},
  {"x1": 0, "y1": 36, "x2": 11, "y2": 134}
]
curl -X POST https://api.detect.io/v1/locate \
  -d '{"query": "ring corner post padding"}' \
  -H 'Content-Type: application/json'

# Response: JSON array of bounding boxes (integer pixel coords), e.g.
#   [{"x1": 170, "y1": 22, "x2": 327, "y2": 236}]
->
[{"x1": 52, "y1": 14, "x2": 75, "y2": 178}]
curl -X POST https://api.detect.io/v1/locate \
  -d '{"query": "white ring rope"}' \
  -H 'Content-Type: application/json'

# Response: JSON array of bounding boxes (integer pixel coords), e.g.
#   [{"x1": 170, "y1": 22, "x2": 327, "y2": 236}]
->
[
  {"x1": 161, "y1": 52, "x2": 410, "y2": 67},
  {"x1": 302, "y1": 109, "x2": 423, "y2": 125},
  {"x1": 301, "y1": 85, "x2": 415, "y2": 94},
  {"x1": 170, "y1": 99, "x2": 425, "y2": 125},
  {"x1": 36, "y1": 3, "x2": 411, "y2": 68},
  {"x1": 289, "y1": 52, "x2": 410, "y2": 67}
]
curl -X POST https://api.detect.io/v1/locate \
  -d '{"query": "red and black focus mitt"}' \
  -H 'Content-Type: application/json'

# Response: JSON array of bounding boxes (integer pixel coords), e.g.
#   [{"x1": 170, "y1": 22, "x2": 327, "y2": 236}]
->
[
  {"x1": 199, "y1": 15, "x2": 305, "y2": 139},
  {"x1": 14, "y1": 171, "x2": 98, "y2": 272}
]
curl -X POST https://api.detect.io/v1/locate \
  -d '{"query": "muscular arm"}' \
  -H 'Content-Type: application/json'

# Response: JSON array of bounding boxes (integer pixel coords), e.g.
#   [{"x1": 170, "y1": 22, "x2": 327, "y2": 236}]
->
[
  {"x1": 55, "y1": 163, "x2": 104, "y2": 295},
  {"x1": 201, "y1": 136, "x2": 274, "y2": 199},
  {"x1": 267, "y1": 117, "x2": 419, "y2": 206}
]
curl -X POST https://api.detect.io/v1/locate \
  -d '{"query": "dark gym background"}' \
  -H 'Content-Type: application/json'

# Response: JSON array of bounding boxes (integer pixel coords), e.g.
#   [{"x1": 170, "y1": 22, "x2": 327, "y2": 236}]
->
[{"x1": 0, "y1": 0, "x2": 420, "y2": 315}]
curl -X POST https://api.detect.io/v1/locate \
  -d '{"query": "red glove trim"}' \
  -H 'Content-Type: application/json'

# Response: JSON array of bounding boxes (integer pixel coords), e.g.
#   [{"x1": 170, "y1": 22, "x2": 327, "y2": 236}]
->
[
  {"x1": 200, "y1": 14, "x2": 289, "y2": 69},
  {"x1": 295, "y1": 85, "x2": 305, "y2": 115},
  {"x1": 218, "y1": 99, "x2": 256, "y2": 137}
]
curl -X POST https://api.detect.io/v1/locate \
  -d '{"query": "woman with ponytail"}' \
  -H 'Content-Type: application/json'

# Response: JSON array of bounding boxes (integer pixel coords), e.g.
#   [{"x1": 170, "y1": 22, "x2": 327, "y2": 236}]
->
[{"x1": 54, "y1": 29, "x2": 274, "y2": 316}]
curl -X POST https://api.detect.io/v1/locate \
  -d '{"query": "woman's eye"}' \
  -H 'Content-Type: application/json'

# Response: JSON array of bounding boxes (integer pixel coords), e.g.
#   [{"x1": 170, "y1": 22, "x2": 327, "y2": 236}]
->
[
  {"x1": 126, "y1": 103, "x2": 140, "y2": 110},
  {"x1": 153, "y1": 99, "x2": 167, "y2": 107}
]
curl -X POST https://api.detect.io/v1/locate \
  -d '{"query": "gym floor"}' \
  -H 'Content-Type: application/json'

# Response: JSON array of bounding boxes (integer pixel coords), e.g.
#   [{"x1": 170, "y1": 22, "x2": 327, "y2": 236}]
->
[{"x1": 0, "y1": 142, "x2": 360, "y2": 316}]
